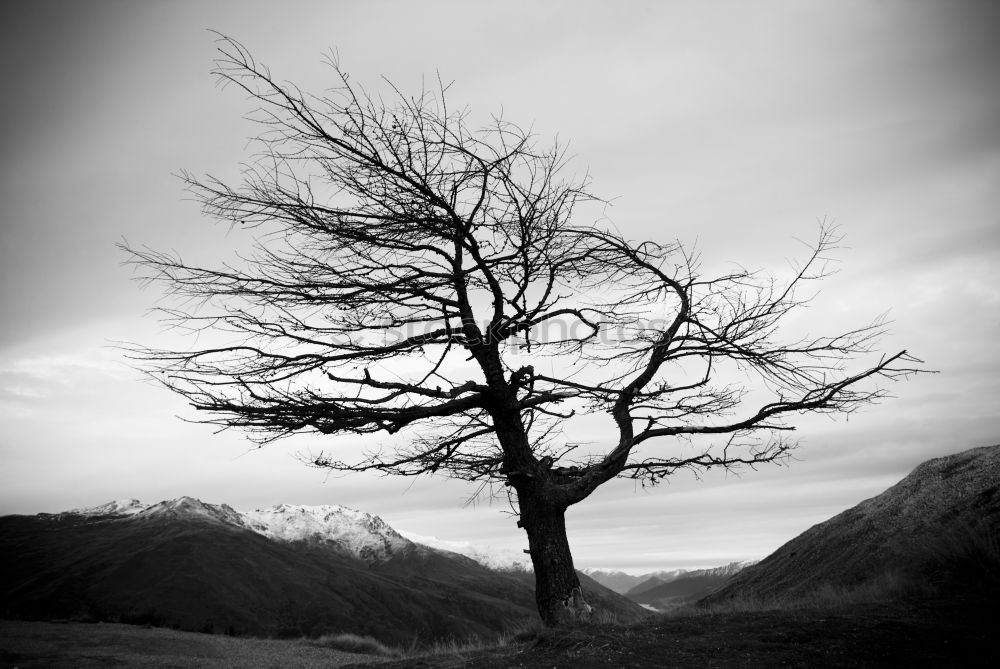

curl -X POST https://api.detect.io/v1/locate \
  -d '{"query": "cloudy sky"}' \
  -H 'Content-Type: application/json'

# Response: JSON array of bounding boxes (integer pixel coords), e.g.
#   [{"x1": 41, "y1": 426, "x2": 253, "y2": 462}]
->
[{"x1": 2, "y1": 1, "x2": 998, "y2": 573}]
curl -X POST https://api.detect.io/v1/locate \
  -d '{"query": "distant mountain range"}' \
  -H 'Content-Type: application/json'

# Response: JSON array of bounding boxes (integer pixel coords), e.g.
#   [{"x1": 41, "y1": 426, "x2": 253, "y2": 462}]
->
[
  {"x1": 0, "y1": 497, "x2": 645, "y2": 644},
  {"x1": 624, "y1": 562, "x2": 755, "y2": 610},
  {"x1": 9, "y1": 446, "x2": 992, "y2": 643},
  {"x1": 704, "y1": 444, "x2": 1000, "y2": 607},
  {"x1": 68, "y1": 497, "x2": 414, "y2": 563},
  {"x1": 580, "y1": 568, "x2": 689, "y2": 595},
  {"x1": 398, "y1": 530, "x2": 533, "y2": 572},
  {"x1": 581, "y1": 562, "x2": 756, "y2": 611}
]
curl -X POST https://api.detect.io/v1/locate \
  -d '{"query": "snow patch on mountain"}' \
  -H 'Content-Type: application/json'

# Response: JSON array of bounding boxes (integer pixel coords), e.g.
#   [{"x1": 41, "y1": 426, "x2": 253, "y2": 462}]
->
[
  {"x1": 242, "y1": 503, "x2": 411, "y2": 562},
  {"x1": 69, "y1": 499, "x2": 146, "y2": 516},
  {"x1": 62, "y1": 497, "x2": 574, "y2": 570},
  {"x1": 690, "y1": 560, "x2": 758, "y2": 578},
  {"x1": 62, "y1": 497, "x2": 412, "y2": 564},
  {"x1": 399, "y1": 530, "x2": 532, "y2": 572},
  {"x1": 137, "y1": 496, "x2": 247, "y2": 526}
]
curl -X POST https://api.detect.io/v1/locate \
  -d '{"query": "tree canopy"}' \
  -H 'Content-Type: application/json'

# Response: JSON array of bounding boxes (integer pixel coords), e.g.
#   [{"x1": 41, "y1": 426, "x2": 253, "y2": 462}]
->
[{"x1": 124, "y1": 36, "x2": 922, "y2": 625}]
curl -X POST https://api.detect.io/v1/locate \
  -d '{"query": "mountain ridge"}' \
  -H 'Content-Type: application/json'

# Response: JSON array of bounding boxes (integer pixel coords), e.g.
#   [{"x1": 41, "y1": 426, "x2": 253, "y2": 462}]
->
[
  {"x1": 626, "y1": 561, "x2": 757, "y2": 610},
  {"x1": 702, "y1": 444, "x2": 1000, "y2": 606},
  {"x1": 581, "y1": 568, "x2": 689, "y2": 594},
  {"x1": 58, "y1": 497, "x2": 418, "y2": 564},
  {"x1": 1, "y1": 496, "x2": 647, "y2": 643},
  {"x1": 58, "y1": 498, "x2": 735, "y2": 577}
]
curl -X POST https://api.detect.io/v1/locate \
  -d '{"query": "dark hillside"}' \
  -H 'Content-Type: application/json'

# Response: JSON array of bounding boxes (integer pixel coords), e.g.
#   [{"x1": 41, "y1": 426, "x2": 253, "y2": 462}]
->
[
  {"x1": 628, "y1": 574, "x2": 728, "y2": 610},
  {"x1": 623, "y1": 576, "x2": 666, "y2": 597},
  {"x1": 626, "y1": 562, "x2": 751, "y2": 610},
  {"x1": 0, "y1": 513, "x2": 517, "y2": 643},
  {"x1": 0, "y1": 510, "x2": 645, "y2": 644},
  {"x1": 340, "y1": 445, "x2": 1000, "y2": 669},
  {"x1": 703, "y1": 444, "x2": 1000, "y2": 606}
]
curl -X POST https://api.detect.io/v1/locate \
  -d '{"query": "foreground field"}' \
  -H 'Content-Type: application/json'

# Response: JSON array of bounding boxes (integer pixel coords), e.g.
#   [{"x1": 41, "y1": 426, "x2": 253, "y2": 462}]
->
[
  {"x1": 346, "y1": 591, "x2": 999, "y2": 669},
  {"x1": 0, "y1": 619, "x2": 381, "y2": 669},
  {"x1": 5, "y1": 587, "x2": 997, "y2": 669}
]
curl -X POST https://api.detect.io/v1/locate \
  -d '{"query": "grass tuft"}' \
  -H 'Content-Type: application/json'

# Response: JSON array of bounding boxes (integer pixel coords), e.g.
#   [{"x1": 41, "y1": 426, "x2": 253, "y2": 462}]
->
[
  {"x1": 678, "y1": 569, "x2": 936, "y2": 617},
  {"x1": 309, "y1": 632, "x2": 402, "y2": 657},
  {"x1": 305, "y1": 619, "x2": 544, "y2": 661},
  {"x1": 406, "y1": 620, "x2": 542, "y2": 658},
  {"x1": 917, "y1": 520, "x2": 1000, "y2": 588}
]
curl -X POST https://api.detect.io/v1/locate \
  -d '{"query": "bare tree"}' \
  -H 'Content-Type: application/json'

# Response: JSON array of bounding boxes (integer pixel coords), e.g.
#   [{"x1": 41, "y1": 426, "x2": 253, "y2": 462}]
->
[{"x1": 123, "y1": 36, "x2": 922, "y2": 626}]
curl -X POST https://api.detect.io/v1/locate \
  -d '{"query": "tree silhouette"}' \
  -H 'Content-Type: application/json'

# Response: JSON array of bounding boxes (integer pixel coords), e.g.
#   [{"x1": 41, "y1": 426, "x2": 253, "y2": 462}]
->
[{"x1": 124, "y1": 36, "x2": 922, "y2": 626}]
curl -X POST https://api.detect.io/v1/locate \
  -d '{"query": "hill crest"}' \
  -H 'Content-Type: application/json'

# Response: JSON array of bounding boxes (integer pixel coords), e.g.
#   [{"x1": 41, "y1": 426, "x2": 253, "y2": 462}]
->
[{"x1": 703, "y1": 444, "x2": 1000, "y2": 605}]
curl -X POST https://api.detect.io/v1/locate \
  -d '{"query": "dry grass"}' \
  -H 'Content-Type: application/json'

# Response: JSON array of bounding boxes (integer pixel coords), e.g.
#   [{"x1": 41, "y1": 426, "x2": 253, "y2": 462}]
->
[
  {"x1": 320, "y1": 613, "x2": 596, "y2": 666},
  {"x1": 676, "y1": 568, "x2": 930, "y2": 616},
  {"x1": 687, "y1": 518, "x2": 1000, "y2": 617},
  {"x1": 346, "y1": 594, "x2": 999, "y2": 669},
  {"x1": 917, "y1": 520, "x2": 1000, "y2": 587},
  {"x1": 309, "y1": 632, "x2": 402, "y2": 658},
  {"x1": 0, "y1": 619, "x2": 385, "y2": 669},
  {"x1": 303, "y1": 617, "x2": 544, "y2": 664}
]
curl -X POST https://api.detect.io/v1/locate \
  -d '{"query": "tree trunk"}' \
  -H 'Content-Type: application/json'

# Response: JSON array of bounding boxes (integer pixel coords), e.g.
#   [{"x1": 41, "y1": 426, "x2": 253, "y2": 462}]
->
[
  {"x1": 520, "y1": 496, "x2": 593, "y2": 626},
  {"x1": 484, "y1": 373, "x2": 591, "y2": 627}
]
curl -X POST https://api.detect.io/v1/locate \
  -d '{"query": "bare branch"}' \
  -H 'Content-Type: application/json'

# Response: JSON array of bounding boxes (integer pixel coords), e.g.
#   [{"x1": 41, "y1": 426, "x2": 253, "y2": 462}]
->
[{"x1": 124, "y1": 35, "x2": 926, "y2": 534}]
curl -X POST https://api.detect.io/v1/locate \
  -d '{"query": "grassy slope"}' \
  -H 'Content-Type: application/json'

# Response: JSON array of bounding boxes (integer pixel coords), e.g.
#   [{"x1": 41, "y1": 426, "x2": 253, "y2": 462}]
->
[
  {"x1": 704, "y1": 445, "x2": 1000, "y2": 607},
  {"x1": 0, "y1": 619, "x2": 380, "y2": 669},
  {"x1": 342, "y1": 445, "x2": 1000, "y2": 668},
  {"x1": 342, "y1": 591, "x2": 1000, "y2": 669},
  {"x1": 7, "y1": 446, "x2": 996, "y2": 666},
  {"x1": 1, "y1": 512, "x2": 646, "y2": 647},
  {"x1": 6, "y1": 588, "x2": 997, "y2": 669},
  {"x1": 0, "y1": 514, "x2": 537, "y2": 644}
]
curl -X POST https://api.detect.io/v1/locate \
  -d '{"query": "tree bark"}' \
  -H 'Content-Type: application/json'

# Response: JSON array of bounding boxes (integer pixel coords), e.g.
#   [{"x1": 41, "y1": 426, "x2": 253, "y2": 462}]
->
[
  {"x1": 482, "y1": 357, "x2": 592, "y2": 627},
  {"x1": 519, "y1": 493, "x2": 592, "y2": 626}
]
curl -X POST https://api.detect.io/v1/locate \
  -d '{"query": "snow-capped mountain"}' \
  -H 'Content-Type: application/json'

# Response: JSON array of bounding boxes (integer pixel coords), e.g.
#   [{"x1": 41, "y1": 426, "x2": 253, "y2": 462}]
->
[
  {"x1": 399, "y1": 530, "x2": 532, "y2": 572},
  {"x1": 64, "y1": 497, "x2": 550, "y2": 568},
  {"x1": 136, "y1": 496, "x2": 246, "y2": 526},
  {"x1": 63, "y1": 497, "x2": 411, "y2": 563},
  {"x1": 70, "y1": 498, "x2": 146, "y2": 516},
  {"x1": 3, "y1": 497, "x2": 648, "y2": 642},
  {"x1": 61, "y1": 498, "x2": 750, "y2": 578},
  {"x1": 695, "y1": 560, "x2": 757, "y2": 578},
  {"x1": 242, "y1": 503, "x2": 411, "y2": 562}
]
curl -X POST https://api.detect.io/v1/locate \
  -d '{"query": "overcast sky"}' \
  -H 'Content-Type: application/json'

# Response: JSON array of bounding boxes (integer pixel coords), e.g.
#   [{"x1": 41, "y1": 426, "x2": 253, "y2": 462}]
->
[{"x1": 1, "y1": 0, "x2": 998, "y2": 573}]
